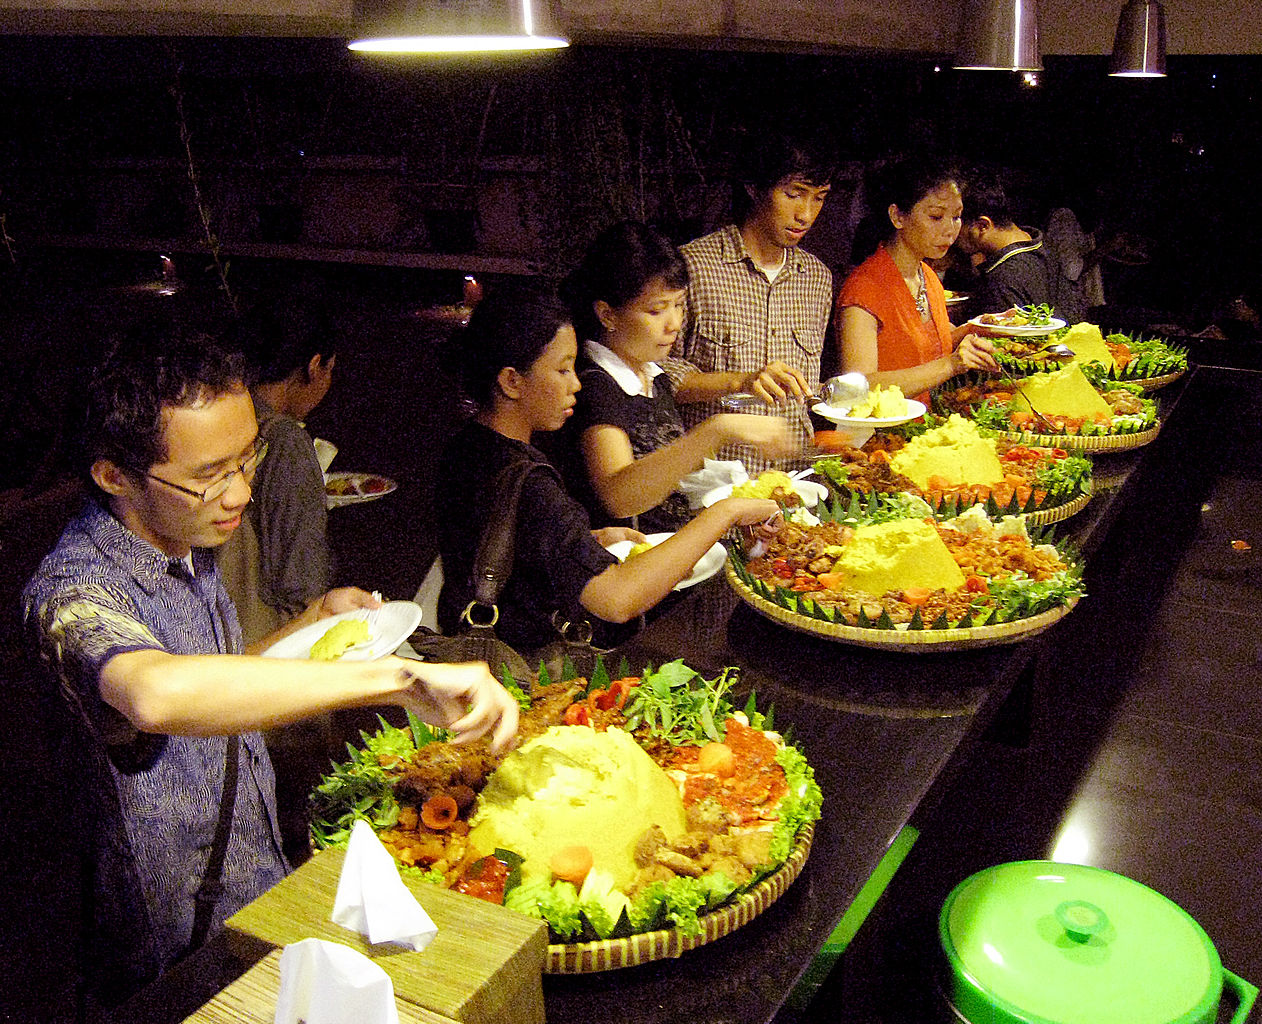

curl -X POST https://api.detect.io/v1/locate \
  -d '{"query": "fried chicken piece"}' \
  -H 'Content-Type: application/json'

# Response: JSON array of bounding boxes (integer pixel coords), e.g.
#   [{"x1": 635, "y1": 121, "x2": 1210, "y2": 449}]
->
[
  {"x1": 654, "y1": 849, "x2": 704, "y2": 878},
  {"x1": 634, "y1": 825, "x2": 667, "y2": 868},
  {"x1": 668, "y1": 831, "x2": 710, "y2": 859},
  {"x1": 631, "y1": 863, "x2": 677, "y2": 895},
  {"x1": 708, "y1": 831, "x2": 773, "y2": 869},
  {"x1": 702, "y1": 855, "x2": 752, "y2": 888}
]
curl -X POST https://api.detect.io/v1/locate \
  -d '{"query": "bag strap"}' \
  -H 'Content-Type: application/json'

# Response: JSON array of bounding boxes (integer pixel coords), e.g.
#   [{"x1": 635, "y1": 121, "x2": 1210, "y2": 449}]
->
[
  {"x1": 189, "y1": 735, "x2": 240, "y2": 950},
  {"x1": 470, "y1": 457, "x2": 560, "y2": 609}
]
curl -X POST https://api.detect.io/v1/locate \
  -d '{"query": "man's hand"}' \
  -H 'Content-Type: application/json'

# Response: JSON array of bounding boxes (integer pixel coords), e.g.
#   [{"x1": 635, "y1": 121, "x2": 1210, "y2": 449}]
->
[
  {"x1": 396, "y1": 659, "x2": 520, "y2": 754},
  {"x1": 314, "y1": 587, "x2": 382, "y2": 618},
  {"x1": 713, "y1": 414, "x2": 797, "y2": 458},
  {"x1": 742, "y1": 361, "x2": 811, "y2": 403}
]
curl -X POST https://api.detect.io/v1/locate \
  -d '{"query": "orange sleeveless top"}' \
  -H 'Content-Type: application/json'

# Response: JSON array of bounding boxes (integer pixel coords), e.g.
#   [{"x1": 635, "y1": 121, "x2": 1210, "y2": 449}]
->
[{"x1": 837, "y1": 245, "x2": 953, "y2": 372}]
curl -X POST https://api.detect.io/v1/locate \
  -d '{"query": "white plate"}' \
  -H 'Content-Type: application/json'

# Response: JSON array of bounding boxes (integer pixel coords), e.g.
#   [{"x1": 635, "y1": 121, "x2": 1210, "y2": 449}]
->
[
  {"x1": 967, "y1": 315, "x2": 1067, "y2": 337},
  {"x1": 261, "y1": 601, "x2": 423, "y2": 661},
  {"x1": 604, "y1": 533, "x2": 726, "y2": 591},
  {"x1": 325, "y1": 471, "x2": 398, "y2": 509},
  {"x1": 700, "y1": 478, "x2": 828, "y2": 509},
  {"x1": 810, "y1": 398, "x2": 927, "y2": 428}
]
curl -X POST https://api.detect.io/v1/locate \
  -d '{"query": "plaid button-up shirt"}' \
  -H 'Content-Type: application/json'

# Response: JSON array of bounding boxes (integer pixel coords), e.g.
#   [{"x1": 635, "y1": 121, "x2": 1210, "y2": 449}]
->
[{"x1": 663, "y1": 224, "x2": 833, "y2": 472}]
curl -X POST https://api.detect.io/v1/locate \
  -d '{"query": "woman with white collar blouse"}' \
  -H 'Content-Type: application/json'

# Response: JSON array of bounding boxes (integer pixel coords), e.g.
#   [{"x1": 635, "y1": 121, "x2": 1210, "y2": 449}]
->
[{"x1": 558, "y1": 220, "x2": 799, "y2": 532}]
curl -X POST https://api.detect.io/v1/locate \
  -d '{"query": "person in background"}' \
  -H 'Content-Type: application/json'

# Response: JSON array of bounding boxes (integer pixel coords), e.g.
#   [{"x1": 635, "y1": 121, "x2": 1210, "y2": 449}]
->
[
  {"x1": 663, "y1": 124, "x2": 838, "y2": 471},
  {"x1": 22, "y1": 329, "x2": 517, "y2": 1010},
  {"x1": 836, "y1": 157, "x2": 999, "y2": 400},
  {"x1": 438, "y1": 287, "x2": 781, "y2": 654},
  {"x1": 217, "y1": 287, "x2": 336, "y2": 645},
  {"x1": 956, "y1": 167, "x2": 1088, "y2": 324},
  {"x1": 557, "y1": 220, "x2": 796, "y2": 532}
]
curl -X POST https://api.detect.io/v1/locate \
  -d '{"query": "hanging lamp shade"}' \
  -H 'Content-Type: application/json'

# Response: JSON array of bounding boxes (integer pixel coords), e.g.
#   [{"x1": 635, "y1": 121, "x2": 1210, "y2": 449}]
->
[
  {"x1": 1109, "y1": 0, "x2": 1166, "y2": 77},
  {"x1": 953, "y1": 0, "x2": 1043, "y2": 71},
  {"x1": 349, "y1": 0, "x2": 569, "y2": 53}
]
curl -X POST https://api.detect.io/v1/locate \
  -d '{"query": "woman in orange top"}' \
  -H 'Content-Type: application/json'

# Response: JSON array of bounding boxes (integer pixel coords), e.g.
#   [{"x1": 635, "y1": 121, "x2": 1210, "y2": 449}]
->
[{"x1": 837, "y1": 158, "x2": 998, "y2": 399}]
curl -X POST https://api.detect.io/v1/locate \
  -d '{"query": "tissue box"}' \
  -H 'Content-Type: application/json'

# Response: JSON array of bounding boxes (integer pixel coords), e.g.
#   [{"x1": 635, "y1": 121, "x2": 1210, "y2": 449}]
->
[
  {"x1": 225, "y1": 850, "x2": 547, "y2": 1024},
  {"x1": 181, "y1": 949, "x2": 460, "y2": 1024}
]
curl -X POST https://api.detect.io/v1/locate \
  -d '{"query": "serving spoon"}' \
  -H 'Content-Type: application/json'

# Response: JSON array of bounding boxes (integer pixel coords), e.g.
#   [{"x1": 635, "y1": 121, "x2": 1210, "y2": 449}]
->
[{"x1": 815, "y1": 372, "x2": 870, "y2": 407}]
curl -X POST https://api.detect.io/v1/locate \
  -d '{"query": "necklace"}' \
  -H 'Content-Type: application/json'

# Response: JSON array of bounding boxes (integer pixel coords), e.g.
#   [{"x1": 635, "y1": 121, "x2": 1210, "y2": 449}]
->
[{"x1": 910, "y1": 267, "x2": 929, "y2": 319}]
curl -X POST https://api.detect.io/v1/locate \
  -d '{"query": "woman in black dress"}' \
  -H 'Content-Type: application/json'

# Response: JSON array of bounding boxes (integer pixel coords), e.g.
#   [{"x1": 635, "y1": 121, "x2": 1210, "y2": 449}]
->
[
  {"x1": 438, "y1": 286, "x2": 781, "y2": 653},
  {"x1": 559, "y1": 221, "x2": 799, "y2": 531}
]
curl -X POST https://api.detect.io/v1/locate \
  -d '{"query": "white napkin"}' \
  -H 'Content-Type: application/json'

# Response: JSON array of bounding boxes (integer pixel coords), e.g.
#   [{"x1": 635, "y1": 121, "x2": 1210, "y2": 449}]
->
[
  {"x1": 331, "y1": 820, "x2": 438, "y2": 950},
  {"x1": 678, "y1": 459, "x2": 750, "y2": 508},
  {"x1": 313, "y1": 437, "x2": 338, "y2": 475},
  {"x1": 274, "y1": 938, "x2": 399, "y2": 1024}
]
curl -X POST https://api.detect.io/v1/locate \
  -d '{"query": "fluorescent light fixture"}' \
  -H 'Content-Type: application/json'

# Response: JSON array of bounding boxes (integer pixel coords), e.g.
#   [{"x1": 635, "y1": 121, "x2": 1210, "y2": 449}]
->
[
  {"x1": 953, "y1": 0, "x2": 1043, "y2": 72},
  {"x1": 1109, "y1": 0, "x2": 1167, "y2": 77},
  {"x1": 349, "y1": 0, "x2": 569, "y2": 54}
]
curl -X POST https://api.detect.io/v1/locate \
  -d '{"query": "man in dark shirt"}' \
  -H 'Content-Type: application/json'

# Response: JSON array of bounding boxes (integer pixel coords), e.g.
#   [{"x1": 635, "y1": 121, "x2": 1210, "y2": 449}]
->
[
  {"x1": 23, "y1": 327, "x2": 517, "y2": 1009},
  {"x1": 958, "y1": 169, "x2": 1088, "y2": 325}
]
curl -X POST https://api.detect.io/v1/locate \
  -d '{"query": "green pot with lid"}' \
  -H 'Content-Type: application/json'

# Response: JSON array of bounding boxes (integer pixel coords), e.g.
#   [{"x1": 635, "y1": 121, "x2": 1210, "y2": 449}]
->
[{"x1": 938, "y1": 861, "x2": 1258, "y2": 1024}]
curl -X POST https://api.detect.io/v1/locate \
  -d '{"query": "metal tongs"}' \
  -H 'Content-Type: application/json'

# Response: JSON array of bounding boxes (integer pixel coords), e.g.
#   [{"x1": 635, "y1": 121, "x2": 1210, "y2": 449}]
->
[{"x1": 1030, "y1": 341, "x2": 1075, "y2": 360}]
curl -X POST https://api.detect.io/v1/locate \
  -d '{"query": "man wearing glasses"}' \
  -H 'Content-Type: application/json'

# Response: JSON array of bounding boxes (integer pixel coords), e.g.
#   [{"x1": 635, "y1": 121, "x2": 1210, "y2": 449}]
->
[{"x1": 23, "y1": 331, "x2": 518, "y2": 1011}]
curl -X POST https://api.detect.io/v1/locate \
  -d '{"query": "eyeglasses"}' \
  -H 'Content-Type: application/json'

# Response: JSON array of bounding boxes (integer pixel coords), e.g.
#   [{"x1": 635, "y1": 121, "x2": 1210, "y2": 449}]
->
[{"x1": 142, "y1": 438, "x2": 268, "y2": 503}]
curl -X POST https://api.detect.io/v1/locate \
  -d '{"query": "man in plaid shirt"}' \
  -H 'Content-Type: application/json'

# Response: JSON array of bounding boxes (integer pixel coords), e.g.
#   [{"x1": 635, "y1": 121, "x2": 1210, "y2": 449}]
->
[{"x1": 664, "y1": 126, "x2": 838, "y2": 472}]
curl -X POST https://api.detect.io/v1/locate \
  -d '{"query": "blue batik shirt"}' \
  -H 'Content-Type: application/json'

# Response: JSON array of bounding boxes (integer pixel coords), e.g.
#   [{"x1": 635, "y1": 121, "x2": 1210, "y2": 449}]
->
[{"x1": 22, "y1": 498, "x2": 288, "y2": 1001}]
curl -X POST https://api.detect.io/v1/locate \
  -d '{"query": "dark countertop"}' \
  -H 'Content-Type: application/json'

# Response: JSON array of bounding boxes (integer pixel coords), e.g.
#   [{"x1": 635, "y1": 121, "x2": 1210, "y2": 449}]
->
[{"x1": 112, "y1": 362, "x2": 1262, "y2": 1024}]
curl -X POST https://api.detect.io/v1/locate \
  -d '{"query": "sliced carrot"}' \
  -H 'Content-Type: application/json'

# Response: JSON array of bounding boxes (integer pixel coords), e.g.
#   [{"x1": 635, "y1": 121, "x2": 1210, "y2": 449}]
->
[
  {"x1": 550, "y1": 845, "x2": 594, "y2": 887},
  {"x1": 563, "y1": 703, "x2": 591, "y2": 727},
  {"x1": 902, "y1": 586, "x2": 932, "y2": 606},
  {"x1": 816, "y1": 571, "x2": 846, "y2": 592},
  {"x1": 964, "y1": 575, "x2": 988, "y2": 593},
  {"x1": 420, "y1": 793, "x2": 460, "y2": 830},
  {"x1": 813, "y1": 430, "x2": 852, "y2": 453}
]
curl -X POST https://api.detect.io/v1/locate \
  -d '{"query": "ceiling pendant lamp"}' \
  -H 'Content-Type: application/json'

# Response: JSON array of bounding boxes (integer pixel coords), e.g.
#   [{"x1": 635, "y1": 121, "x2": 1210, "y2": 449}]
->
[
  {"x1": 1109, "y1": 0, "x2": 1167, "y2": 77},
  {"x1": 349, "y1": 0, "x2": 569, "y2": 54},
  {"x1": 953, "y1": 0, "x2": 1043, "y2": 71}
]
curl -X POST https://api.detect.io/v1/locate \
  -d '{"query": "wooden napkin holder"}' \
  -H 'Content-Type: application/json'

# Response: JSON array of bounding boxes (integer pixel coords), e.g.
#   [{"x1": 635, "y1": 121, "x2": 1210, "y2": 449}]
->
[
  {"x1": 181, "y1": 949, "x2": 461, "y2": 1024},
  {"x1": 224, "y1": 848, "x2": 547, "y2": 1024}
]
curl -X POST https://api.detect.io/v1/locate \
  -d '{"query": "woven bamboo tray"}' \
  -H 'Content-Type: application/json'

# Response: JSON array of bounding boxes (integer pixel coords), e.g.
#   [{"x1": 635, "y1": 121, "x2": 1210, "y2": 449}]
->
[
  {"x1": 992, "y1": 420, "x2": 1160, "y2": 452},
  {"x1": 547, "y1": 824, "x2": 814, "y2": 973},
  {"x1": 726, "y1": 564, "x2": 1078, "y2": 651},
  {"x1": 1128, "y1": 368, "x2": 1186, "y2": 391},
  {"x1": 181, "y1": 950, "x2": 459, "y2": 1024}
]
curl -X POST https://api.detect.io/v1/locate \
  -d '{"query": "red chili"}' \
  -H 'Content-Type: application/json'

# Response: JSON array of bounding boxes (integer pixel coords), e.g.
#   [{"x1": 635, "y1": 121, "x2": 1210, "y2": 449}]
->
[
  {"x1": 564, "y1": 703, "x2": 591, "y2": 727},
  {"x1": 964, "y1": 574, "x2": 988, "y2": 593}
]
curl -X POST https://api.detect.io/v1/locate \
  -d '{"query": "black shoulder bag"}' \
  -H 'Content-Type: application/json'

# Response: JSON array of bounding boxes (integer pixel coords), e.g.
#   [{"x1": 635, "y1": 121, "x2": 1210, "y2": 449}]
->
[{"x1": 409, "y1": 457, "x2": 602, "y2": 685}]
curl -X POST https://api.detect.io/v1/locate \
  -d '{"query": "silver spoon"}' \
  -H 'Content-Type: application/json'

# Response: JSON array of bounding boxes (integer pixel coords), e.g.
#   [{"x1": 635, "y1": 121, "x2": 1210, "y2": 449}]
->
[{"x1": 1035, "y1": 343, "x2": 1075, "y2": 359}]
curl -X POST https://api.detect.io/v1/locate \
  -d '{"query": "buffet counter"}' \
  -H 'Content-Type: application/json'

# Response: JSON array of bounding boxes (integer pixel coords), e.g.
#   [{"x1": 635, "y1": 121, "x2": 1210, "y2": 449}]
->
[{"x1": 113, "y1": 362, "x2": 1260, "y2": 1024}]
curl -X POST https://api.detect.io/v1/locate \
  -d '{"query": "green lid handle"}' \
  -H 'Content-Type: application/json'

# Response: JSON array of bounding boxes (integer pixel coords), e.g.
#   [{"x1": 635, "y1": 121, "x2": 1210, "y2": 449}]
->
[
  {"x1": 1055, "y1": 900, "x2": 1110, "y2": 943},
  {"x1": 1223, "y1": 969, "x2": 1258, "y2": 1024}
]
